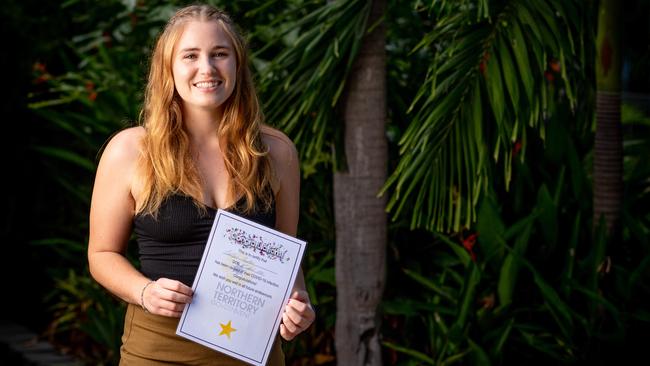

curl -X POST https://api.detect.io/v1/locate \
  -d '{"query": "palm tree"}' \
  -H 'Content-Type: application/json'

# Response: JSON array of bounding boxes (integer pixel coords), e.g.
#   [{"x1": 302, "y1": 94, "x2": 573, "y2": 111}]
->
[
  {"x1": 258, "y1": 0, "x2": 594, "y2": 363},
  {"x1": 594, "y1": 0, "x2": 622, "y2": 235},
  {"x1": 254, "y1": 1, "x2": 388, "y2": 363},
  {"x1": 333, "y1": 0, "x2": 386, "y2": 364}
]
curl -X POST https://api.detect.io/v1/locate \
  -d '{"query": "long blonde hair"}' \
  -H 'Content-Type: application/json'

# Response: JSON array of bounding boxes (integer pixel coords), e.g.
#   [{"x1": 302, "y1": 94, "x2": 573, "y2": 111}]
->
[{"x1": 136, "y1": 4, "x2": 272, "y2": 216}]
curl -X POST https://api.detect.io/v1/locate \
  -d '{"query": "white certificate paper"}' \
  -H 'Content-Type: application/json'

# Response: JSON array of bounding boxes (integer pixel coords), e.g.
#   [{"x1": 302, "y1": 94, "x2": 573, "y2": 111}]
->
[{"x1": 176, "y1": 209, "x2": 306, "y2": 366}]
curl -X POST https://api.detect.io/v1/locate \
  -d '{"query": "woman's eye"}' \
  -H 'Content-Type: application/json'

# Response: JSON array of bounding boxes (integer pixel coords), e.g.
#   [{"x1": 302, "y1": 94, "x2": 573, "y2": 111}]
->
[
  {"x1": 184, "y1": 54, "x2": 197, "y2": 60},
  {"x1": 213, "y1": 52, "x2": 228, "y2": 58}
]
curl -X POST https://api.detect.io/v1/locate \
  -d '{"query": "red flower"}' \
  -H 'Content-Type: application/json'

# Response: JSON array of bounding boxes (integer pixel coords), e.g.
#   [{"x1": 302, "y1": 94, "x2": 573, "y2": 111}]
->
[
  {"x1": 33, "y1": 62, "x2": 47, "y2": 73},
  {"x1": 479, "y1": 293, "x2": 495, "y2": 310},
  {"x1": 461, "y1": 232, "x2": 478, "y2": 262},
  {"x1": 479, "y1": 51, "x2": 490, "y2": 75},
  {"x1": 85, "y1": 81, "x2": 97, "y2": 101},
  {"x1": 32, "y1": 62, "x2": 50, "y2": 84},
  {"x1": 512, "y1": 140, "x2": 522, "y2": 157},
  {"x1": 34, "y1": 74, "x2": 50, "y2": 84},
  {"x1": 544, "y1": 70, "x2": 554, "y2": 82},
  {"x1": 549, "y1": 58, "x2": 561, "y2": 73}
]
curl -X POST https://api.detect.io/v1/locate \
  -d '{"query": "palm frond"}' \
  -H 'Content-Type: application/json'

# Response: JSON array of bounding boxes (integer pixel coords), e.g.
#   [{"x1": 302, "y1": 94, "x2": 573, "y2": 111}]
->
[
  {"x1": 254, "y1": 0, "x2": 372, "y2": 174},
  {"x1": 382, "y1": 0, "x2": 590, "y2": 232}
]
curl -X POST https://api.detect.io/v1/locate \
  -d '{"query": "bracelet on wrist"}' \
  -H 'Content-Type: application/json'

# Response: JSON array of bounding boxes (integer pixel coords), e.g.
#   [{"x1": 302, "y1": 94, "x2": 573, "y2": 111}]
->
[{"x1": 140, "y1": 280, "x2": 155, "y2": 313}]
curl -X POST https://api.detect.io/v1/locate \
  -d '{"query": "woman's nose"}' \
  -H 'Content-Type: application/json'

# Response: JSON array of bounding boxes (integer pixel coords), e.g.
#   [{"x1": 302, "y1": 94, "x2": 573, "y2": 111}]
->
[{"x1": 198, "y1": 55, "x2": 216, "y2": 74}]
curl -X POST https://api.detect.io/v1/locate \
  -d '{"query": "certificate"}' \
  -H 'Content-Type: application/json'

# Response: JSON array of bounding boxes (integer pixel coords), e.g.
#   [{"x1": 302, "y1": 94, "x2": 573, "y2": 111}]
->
[{"x1": 176, "y1": 209, "x2": 306, "y2": 366}]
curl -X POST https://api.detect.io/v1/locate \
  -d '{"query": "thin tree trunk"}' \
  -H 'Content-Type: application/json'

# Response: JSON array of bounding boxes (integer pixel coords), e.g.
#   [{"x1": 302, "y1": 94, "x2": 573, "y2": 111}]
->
[
  {"x1": 594, "y1": 0, "x2": 622, "y2": 235},
  {"x1": 333, "y1": 0, "x2": 386, "y2": 365}
]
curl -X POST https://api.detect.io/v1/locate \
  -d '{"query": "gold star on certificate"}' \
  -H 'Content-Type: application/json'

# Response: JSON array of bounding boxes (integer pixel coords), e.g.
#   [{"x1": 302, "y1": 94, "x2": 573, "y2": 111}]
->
[{"x1": 219, "y1": 320, "x2": 237, "y2": 339}]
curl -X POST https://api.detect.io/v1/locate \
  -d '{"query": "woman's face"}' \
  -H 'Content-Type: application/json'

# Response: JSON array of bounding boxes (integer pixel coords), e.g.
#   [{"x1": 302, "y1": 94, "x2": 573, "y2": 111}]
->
[{"x1": 172, "y1": 20, "x2": 237, "y2": 114}]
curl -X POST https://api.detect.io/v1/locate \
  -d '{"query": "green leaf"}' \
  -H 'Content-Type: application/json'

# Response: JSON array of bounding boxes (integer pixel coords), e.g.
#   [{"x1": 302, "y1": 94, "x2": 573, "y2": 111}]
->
[
  {"x1": 497, "y1": 34, "x2": 520, "y2": 111},
  {"x1": 513, "y1": 254, "x2": 575, "y2": 339},
  {"x1": 455, "y1": 263, "x2": 480, "y2": 328},
  {"x1": 381, "y1": 299, "x2": 455, "y2": 316},
  {"x1": 435, "y1": 232, "x2": 471, "y2": 267},
  {"x1": 497, "y1": 218, "x2": 533, "y2": 306},
  {"x1": 32, "y1": 146, "x2": 95, "y2": 171},
  {"x1": 561, "y1": 213, "x2": 581, "y2": 297},
  {"x1": 509, "y1": 19, "x2": 535, "y2": 105},
  {"x1": 404, "y1": 268, "x2": 457, "y2": 303},
  {"x1": 382, "y1": 341, "x2": 435, "y2": 365},
  {"x1": 485, "y1": 46, "x2": 505, "y2": 125},
  {"x1": 476, "y1": 193, "x2": 506, "y2": 263},
  {"x1": 468, "y1": 338, "x2": 491, "y2": 366},
  {"x1": 528, "y1": 0, "x2": 563, "y2": 54},
  {"x1": 494, "y1": 318, "x2": 514, "y2": 354},
  {"x1": 536, "y1": 184, "x2": 558, "y2": 247}
]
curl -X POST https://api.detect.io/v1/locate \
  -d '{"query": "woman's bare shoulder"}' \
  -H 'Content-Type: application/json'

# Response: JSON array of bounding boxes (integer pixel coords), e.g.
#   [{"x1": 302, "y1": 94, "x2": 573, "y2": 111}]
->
[
  {"x1": 95, "y1": 126, "x2": 146, "y2": 201},
  {"x1": 260, "y1": 125, "x2": 299, "y2": 196},
  {"x1": 101, "y1": 126, "x2": 145, "y2": 164},
  {"x1": 260, "y1": 125, "x2": 298, "y2": 162}
]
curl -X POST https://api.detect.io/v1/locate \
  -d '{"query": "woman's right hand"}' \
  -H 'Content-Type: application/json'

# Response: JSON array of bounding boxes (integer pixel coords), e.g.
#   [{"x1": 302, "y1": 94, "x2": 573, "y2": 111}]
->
[{"x1": 141, "y1": 278, "x2": 193, "y2": 317}]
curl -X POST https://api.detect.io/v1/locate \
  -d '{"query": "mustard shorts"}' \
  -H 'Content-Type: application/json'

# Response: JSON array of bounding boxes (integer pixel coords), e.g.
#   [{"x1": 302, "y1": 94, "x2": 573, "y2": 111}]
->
[{"x1": 120, "y1": 304, "x2": 285, "y2": 365}]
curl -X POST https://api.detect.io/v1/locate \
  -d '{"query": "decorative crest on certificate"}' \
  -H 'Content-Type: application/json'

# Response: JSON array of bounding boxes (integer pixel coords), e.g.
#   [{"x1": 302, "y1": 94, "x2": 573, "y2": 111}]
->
[{"x1": 177, "y1": 209, "x2": 307, "y2": 366}]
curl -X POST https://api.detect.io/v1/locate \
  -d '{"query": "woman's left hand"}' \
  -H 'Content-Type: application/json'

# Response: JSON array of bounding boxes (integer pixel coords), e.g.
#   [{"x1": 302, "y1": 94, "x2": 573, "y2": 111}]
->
[{"x1": 280, "y1": 290, "x2": 315, "y2": 341}]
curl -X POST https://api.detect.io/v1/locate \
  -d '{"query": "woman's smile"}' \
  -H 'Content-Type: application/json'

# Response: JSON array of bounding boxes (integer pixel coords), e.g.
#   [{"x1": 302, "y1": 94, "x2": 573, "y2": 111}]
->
[{"x1": 193, "y1": 80, "x2": 223, "y2": 90}]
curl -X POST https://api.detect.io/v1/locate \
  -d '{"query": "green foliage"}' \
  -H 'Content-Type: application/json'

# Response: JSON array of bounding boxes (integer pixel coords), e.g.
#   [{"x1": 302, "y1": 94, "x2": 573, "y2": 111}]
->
[
  {"x1": 27, "y1": 1, "x2": 340, "y2": 363},
  {"x1": 254, "y1": 0, "x2": 372, "y2": 174},
  {"x1": 381, "y1": 108, "x2": 650, "y2": 364},
  {"x1": 381, "y1": 0, "x2": 594, "y2": 232},
  {"x1": 46, "y1": 270, "x2": 125, "y2": 365},
  {"x1": 22, "y1": 0, "x2": 650, "y2": 365},
  {"x1": 26, "y1": 1, "x2": 166, "y2": 360}
]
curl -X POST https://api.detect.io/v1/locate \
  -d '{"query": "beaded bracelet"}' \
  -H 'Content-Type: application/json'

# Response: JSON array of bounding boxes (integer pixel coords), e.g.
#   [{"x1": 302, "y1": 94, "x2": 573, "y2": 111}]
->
[{"x1": 140, "y1": 280, "x2": 155, "y2": 313}]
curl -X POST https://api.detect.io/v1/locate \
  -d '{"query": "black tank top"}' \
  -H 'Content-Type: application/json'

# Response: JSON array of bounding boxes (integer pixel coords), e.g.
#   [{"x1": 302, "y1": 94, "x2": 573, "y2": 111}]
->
[{"x1": 133, "y1": 194, "x2": 275, "y2": 286}]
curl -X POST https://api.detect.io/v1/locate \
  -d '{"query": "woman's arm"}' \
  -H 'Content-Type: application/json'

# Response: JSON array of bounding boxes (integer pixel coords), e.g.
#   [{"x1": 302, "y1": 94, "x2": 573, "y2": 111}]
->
[
  {"x1": 262, "y1": 126, "x2": 315, "y2": 341},
  {"x1": 88, "y1": 127, "x2": 192, "y2": 317}
]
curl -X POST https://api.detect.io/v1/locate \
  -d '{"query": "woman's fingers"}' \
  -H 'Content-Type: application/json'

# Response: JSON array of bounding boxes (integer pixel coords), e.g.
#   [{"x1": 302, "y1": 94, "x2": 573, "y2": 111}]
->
[
  {"x1": 279, "y1": 324, "x2": 294, "y2": 341},
  {"x1": 157, "y1": 277, "x2": 194, "y2": 297},
  {"x1": 282, "y1": 313, "x2": 297, "y2": 332},
  {"x1": 279, "y1": 295, "x2": 316, "y2": 340},
  {"x1": 285, "y1": 301, "x2": 311, "y2": 328},
  {"x1": 143, "y1": 278, "x2": 193, "y2": 317},
  {"x1": 289, "y1": 290, "x2": 309, "y2": 303}
]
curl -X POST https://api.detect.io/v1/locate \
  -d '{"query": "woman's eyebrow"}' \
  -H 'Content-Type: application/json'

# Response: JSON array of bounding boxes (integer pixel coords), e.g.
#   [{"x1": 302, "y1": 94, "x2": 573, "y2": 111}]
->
[{"x1": 179, "y1": 45, "x2": 231, "y2": 53}]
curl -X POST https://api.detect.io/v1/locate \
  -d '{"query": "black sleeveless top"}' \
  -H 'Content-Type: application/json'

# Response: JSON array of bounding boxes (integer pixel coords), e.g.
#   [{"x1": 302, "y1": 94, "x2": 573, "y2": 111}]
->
[{"x1": 133, "y1": 194, "x2": 275, "y2": 286}]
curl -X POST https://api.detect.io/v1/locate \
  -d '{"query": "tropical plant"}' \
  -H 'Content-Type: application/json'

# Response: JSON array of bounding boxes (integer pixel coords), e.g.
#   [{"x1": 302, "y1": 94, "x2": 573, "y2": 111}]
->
[
  {"x1": 26, "y1": 2, "x2": 163, "y2": 362},
  {"x1": 252, "y1": 1, "x2": 391, "y2": 364},
  {"x1": 45, "y1": 270, "x2": 126, "y2": 364},
  {"x1": 254, "y1": 0, "x2": 372, "y2": 173},
  {"x1": 381, "y1": 0, "x2": 593, "y2": 233},
  {"x1": 252, "y1": 0, "x2": 608, "y2": 358},
  {"x1": 21, "y1": 0, "x2": 650, "y2": 366},
  {"x1": 381, "y1": 111, "x2": 650, "y2": 363}
]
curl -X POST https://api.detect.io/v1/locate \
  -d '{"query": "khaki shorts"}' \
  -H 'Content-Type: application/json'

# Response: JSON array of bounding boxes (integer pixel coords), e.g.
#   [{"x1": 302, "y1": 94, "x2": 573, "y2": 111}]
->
[{"x1": 120, "y1": 304, "x2": 285, "y2": 365}]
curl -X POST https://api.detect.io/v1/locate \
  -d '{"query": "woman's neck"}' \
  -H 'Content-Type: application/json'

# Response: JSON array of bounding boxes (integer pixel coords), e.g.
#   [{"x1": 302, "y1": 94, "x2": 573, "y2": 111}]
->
[{"x1": 182, "y1": 106, "x2": 222, "y2": 148}]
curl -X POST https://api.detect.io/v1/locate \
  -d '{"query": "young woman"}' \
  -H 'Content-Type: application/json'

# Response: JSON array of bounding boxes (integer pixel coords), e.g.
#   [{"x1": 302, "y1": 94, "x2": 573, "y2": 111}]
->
[{"x1": 87, "y1": 4, "x2": 315, "y2": 365}]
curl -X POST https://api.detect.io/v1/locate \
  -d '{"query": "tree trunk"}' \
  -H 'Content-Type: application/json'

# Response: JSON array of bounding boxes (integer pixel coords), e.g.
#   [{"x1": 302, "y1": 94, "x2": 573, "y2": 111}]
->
[
  {"x1": 594, "y1": 0, "x2": 622, "y2": 235},
  {"x1": 333, "y1": 0, "x2": 386, "y2": 365}
]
